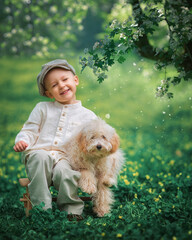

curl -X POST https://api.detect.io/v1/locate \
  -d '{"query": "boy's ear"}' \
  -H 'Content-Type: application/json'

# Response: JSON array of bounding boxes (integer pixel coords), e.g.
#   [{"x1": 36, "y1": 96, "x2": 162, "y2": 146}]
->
[
  {"x1": 74, "y1": 75, "x2": 79, "y2": 86},
  {"x1": 45, "y1": 90, "x2": 54, "y2": 99}
]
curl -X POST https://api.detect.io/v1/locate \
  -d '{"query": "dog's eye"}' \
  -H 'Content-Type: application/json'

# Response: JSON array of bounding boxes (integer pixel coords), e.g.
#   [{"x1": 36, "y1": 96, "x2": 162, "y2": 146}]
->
[
  {"x1": 102, "y1": 135, "x2": 106, "y2": 139},
  {"x1": 91, "y1": 136, "x2": 95, "y2": 140}
]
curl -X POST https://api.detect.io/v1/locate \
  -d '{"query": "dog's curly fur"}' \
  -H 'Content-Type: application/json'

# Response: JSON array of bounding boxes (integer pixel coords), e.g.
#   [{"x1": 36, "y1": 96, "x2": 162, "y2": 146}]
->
[{"x1": 62, "y1": 118, "x2": 125, "y2": 217}]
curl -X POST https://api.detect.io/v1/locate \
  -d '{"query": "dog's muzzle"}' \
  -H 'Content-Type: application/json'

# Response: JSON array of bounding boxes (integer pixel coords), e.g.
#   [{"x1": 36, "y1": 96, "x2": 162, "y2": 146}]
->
[{"x1": 96, "y1": 144, "x2": 102, "y2": 150}]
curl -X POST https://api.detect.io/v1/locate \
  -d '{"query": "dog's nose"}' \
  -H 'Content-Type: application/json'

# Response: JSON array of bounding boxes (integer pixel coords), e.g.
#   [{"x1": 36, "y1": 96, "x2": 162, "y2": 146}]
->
[{"x1": 97, "y1": 144, "x2": 102, "y2": 150}]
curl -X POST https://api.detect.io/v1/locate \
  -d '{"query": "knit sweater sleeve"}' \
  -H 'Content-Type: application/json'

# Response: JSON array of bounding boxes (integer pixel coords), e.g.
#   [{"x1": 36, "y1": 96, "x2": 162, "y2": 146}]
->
[{"x1": 15, "y1": 102, "x2": 44, "y2": 149}]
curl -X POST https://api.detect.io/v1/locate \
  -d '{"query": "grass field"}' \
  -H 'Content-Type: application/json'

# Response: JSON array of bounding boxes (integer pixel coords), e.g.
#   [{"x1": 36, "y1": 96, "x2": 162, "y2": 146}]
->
[{"x1": 0, "y1": 55, "x2": 192, "y2": 240}]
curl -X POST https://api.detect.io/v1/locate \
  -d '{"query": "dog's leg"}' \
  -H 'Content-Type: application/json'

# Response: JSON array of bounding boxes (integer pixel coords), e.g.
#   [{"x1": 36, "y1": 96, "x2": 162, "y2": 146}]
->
[
  {"x1": 78, "y1": 170, "x2": 97, "y2": 195},
  {"x1": 102, "y1": 150, "x2": 125, "y2": 187},
  {"x1": 92, "y1": 181, "x2": 114, "y2": 217}
]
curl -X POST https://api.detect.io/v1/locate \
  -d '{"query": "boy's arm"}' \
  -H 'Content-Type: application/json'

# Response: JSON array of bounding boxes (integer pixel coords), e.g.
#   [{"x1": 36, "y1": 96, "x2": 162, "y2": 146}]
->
[{"x1": 14, "y1": 103, "x2": 43, "y2": 150}]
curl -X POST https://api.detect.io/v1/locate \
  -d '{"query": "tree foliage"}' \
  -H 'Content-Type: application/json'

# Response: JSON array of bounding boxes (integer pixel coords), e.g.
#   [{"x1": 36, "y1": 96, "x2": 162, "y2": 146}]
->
[
  {"x1": 0, "y1": 0, "x2": 89, "y2": 57},
  {"x1": 80, "y1": 0, "x2": 192, "y2": 98},
  {"x1": 1, "y1": 0, "x2": 192, "y2": 98}
]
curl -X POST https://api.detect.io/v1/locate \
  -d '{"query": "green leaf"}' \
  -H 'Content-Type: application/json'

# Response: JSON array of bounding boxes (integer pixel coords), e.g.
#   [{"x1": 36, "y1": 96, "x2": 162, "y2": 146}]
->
[{"x1": 118, "y1": 56, "x2": 126, "y2": 64}]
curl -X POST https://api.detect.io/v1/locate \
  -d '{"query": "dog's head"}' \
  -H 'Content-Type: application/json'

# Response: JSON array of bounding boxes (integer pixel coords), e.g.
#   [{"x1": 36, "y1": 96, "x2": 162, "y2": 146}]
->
[{"x1": 77, "y1": 118, "x2": 120, "y2": 157}]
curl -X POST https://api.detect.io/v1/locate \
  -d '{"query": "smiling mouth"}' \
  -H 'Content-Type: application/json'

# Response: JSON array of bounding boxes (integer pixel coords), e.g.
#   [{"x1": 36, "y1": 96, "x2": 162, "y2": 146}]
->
[{"x1": 60, "y1": 89, "x2": 70, "y2": 95}]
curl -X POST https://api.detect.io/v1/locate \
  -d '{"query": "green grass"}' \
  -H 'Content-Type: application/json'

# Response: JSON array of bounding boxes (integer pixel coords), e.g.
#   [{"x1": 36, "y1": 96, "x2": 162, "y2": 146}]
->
[{"x1": 0, "y1": 55, "x2": 192, "y2": 240}]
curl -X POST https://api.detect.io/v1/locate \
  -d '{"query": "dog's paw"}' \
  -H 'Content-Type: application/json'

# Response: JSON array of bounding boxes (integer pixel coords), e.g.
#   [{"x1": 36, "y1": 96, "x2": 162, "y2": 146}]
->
[
  {"x1": 102, "y1": 177, "x2": 116, "y2": 187},
  {"x1": 79, "y1": 179, "x2": 97, "y2": 194},
  {"x1": 93, "y1": 206, "x2": 110, "y2": 217}
]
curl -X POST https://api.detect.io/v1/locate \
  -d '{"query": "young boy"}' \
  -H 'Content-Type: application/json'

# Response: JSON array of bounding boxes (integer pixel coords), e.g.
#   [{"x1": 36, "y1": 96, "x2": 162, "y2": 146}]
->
[{"x1": 14, "y1": 59, "x2": 97, "y2": 221}]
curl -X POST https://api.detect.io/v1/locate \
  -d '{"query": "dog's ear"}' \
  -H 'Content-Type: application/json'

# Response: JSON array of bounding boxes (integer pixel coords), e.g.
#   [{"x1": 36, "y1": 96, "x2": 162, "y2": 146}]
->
[
  {"x1": 77, "y1": 132, "x2": 87, "y2": 153},
  {"x1": 110, "y1": 133, "x2": 120, "y2": 153}
]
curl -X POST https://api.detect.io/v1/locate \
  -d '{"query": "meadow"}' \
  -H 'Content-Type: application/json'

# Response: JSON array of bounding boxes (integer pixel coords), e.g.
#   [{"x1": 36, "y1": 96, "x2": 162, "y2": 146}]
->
[{"x1": 0, "y1": 55, "x2": 192, "y2": 240}]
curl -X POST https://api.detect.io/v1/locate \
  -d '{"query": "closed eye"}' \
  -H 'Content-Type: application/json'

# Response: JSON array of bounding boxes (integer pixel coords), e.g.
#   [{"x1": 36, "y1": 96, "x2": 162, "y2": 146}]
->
[
  {"x1": 52, "y1": 83, "x2": 57, "y2": 88},
  {"x1": 102, "y1": 135, "x2": 106, "y2": 139},
  {"x1": 91, "y1": 136, "x2": 95, "y2": 140}
]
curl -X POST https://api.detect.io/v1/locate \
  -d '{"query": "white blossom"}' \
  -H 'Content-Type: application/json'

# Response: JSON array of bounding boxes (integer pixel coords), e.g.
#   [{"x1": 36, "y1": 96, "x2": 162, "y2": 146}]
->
[
  {"x1": 93, "y1": 42, "x2": 100, "y2": 50},
  {"x1": 120, "y1": 33, "x2": 126, "y2": 39},
  {"x1": 25, "y1": 15, "x2": 31, "y2": 21},
  {"x1": 36, "y1": 51, "x2": 43, "y2": 57},
  {"x1": 11, "y1": 29, "x2": 17, "y2": 34},
  {"x1": 68, "y1": 7, "x2": 73, "y2": 13},
  {"x1": 11, "y1": 46, "x2": 17, "y2": 53},
  {"x1": 31, "y1": 37, "x2": 37, "y2": 42},
  {"x1": 4, "y1": 32, "x2": 12, "y2": 38},
  {"x1": 5, "y1": 7, "x2": 11, "y2": 13},
  {"x1": 105, "y1": 114, "x2": 110, "y2": 119},
  {"x1": 24, "y1": 40, "x2": 32, "y2": 46},
  {"x1": 50, "y1": 6, "x2": 57, "y2": 13},
  {"x1": 23, "y1": 0, "x2": 31, "y2": 4}
]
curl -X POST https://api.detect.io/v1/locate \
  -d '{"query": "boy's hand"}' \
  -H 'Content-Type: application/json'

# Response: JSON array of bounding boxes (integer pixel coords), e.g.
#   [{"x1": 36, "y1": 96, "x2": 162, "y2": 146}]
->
[{"x1": 13, "y1": 141, "x2": 28, "y2": 152}]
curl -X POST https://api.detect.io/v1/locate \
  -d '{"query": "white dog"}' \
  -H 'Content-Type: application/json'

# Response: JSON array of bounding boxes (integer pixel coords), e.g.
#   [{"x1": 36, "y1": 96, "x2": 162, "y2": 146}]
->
[{"x1": 61, "y1": 118, "x2": 125, "y2": 217}]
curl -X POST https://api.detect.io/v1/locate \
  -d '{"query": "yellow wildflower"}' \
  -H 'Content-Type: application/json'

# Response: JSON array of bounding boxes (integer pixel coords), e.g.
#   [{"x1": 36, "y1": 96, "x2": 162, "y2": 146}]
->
[
  {"x1": 154, "y1": 198, "x2": 159, "y2": 202},
  {"x1": 9, "y1": 166, "x2": 15, "y2": 171},
  {"x1": 158, "y1": 182, "x2": 164, "y2": 187},
  {"x1": 117, "y1": 233, "x2": 122, "y2": 238},
  {"x1": 124, "y1": 179, "x2": 130, "y2": 185},
  {"x1": 169, "y1": 160, "x2": 175, "y2": 166},
  {"x1": 127, "y1": 161, "x2": 133, "y2": 165},
  {"x1": 101, "y1": 233, "x2": 105, "y2": 237},
  {"x1": 119, "y1": 216, "x2": 123, "y2": 219},
  {"x1": 133, "y1": 172, "x2": 139, "y2": 177},
  {"x1": 132, "y1": 201, "x2": 135, "y2": 205},
  {"x1": 146, "y1": 175, "x2": 150, "y2": 180},
  {"x1": 148, "y1": 188, "x2": 153, "y2": 193},
  {"x1": 128, "y1": 150, "x2": 135, "y2": 156}
]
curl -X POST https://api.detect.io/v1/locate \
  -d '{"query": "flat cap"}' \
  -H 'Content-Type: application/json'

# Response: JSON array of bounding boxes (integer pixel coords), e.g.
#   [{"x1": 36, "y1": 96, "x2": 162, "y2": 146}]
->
[{"x1": 37, "y1": 59, "x2": 76, "y2": 96}]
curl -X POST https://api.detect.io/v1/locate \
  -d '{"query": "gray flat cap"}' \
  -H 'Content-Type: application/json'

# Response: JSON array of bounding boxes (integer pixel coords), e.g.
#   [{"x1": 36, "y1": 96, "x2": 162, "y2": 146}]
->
[{"x1": 37, "y1": 59, "x2": 76, "y2": 97}]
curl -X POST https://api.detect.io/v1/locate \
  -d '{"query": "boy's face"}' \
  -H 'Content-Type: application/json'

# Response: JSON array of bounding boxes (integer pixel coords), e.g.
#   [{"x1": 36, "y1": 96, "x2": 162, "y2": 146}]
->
[{"x1": 44, "y1": 68, "x2": 79, "y2": 104}]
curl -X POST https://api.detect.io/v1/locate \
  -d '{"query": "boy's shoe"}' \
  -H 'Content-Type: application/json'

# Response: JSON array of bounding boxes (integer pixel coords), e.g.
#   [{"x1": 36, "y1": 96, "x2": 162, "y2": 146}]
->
[{"x1": 67, "y1": 214, "x2": 84, "y2": 222}]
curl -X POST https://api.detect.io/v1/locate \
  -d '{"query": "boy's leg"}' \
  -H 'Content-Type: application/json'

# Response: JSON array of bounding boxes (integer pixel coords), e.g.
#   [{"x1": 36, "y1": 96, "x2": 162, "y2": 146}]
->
[
  {"x1": 52, "y1": 160, "x2": 84, "y2": 215},
  {"x1": 25, "y1": 150, "x2": 53, "y2": 210}
]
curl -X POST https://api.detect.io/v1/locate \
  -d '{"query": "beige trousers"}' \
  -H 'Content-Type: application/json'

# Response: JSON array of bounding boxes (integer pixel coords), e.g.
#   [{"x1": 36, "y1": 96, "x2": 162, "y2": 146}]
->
[{"x1": 25, "y1": 150, "x2": 84, "y2": 215}]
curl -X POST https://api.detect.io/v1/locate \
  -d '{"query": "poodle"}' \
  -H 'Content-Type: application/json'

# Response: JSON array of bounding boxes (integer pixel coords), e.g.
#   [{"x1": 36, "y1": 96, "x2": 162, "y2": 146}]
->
[{"x1": 61, "y1": 118, "x2": 125, "y2": 217}]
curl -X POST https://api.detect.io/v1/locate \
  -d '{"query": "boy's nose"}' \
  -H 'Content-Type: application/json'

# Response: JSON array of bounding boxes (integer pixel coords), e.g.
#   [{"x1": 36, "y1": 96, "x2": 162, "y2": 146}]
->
[{"x1": 58, "y1": 81, "x2": 65, "y2": 88}]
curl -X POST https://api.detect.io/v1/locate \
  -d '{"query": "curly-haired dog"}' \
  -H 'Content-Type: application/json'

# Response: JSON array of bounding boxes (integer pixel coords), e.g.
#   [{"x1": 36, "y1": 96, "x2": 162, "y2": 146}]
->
[{"x1": 61, "y1": 118, "x2": 125, "y2": 217}]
